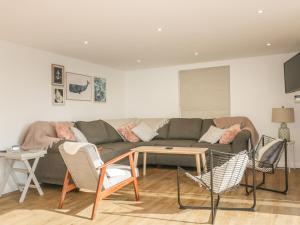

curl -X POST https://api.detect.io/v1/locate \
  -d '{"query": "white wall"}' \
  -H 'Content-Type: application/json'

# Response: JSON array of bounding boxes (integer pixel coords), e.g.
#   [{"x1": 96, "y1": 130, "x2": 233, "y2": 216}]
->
[
  {"x1": 0, "y1": 40, "x2": 126, "y2": 194},
  {"x1": 125, "y1": 53, "x2": 300, "y2": 166}
]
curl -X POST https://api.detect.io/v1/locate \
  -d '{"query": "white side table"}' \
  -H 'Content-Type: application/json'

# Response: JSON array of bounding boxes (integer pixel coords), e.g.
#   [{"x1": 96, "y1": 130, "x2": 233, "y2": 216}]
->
[
  {"x1": 0, "y1": 149, "x2": 46, "y2": 203},
  {"x1": 287, "y1": 141, "x2": 296, "y2": 171},
  {"x1": 278, "y1": 141, "x2": 296, "y2": 172}
]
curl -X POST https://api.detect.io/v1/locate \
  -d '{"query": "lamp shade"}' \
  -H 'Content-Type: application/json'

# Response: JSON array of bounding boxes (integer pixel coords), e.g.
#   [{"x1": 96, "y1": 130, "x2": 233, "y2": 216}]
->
[{"x1": 272, "y1": 107, "x2": 295, "y2": 123}]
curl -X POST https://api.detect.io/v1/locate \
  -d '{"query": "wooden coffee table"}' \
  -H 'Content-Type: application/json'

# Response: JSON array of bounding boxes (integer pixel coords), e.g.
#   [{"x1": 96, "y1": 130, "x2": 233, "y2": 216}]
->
[{"x1": 131, "y1": 146, "x2": 208, "y2": 176}]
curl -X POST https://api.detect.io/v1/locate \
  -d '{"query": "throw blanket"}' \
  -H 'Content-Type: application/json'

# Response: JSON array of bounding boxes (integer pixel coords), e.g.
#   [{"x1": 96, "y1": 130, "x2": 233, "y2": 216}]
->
[
  {"x1": 214, "y1": 116, "x2": 259, "y2": 147},
  {"x1": 21, "y1": 121, "x2": 60, "y2": 150}
]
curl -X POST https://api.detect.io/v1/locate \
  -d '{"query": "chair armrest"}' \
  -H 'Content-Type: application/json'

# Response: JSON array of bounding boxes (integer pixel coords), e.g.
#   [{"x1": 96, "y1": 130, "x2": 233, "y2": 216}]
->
[
  {"x1": 99, "y1": 151, "x2": 135, "y2": 169},
  {"x1": 231, "y1": 130, "x2": 251, "y2": 154}
]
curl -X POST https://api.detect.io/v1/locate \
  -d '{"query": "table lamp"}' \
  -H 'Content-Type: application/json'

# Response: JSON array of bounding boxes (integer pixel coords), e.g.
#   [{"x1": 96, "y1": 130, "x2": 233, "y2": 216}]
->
[{"x1": 272, "y1": 106, "x2": 294, "y2": 141}]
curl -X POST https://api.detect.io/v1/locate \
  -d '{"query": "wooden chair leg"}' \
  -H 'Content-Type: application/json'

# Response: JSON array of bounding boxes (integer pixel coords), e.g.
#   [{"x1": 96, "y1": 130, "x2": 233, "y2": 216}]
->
[
  {"x1": 58, "y1": 170, "x2": 72, "y2": 209},
  {"x1": 129, "y1": 154, "x2": 140, "y2": 201},
  {"x1": 91, "y1": 167, "x2": 106, "y2": 220}
]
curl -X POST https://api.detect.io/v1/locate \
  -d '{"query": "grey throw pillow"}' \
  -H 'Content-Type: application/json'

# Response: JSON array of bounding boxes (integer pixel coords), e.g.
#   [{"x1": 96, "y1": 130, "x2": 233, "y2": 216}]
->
[{"x1": 258, "y1": 141, "x2": 284, "y2": 168}]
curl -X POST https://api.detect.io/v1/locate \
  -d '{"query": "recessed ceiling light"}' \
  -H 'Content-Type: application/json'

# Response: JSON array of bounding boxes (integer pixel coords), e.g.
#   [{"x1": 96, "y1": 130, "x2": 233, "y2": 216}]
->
[
  {"x1": 136, "y1": 59, "x2": 142, "y2": 63},
  {"x1": 266, "y1": 43, "x2": 272, "y2": 46},
  {"x1": 194, "y1": 51, "x2": 199, "y2": 56},
  {"x1": 257, "y1": 9, "x2": 264, "y2": 14},
  {"x1": 83, "y1": 41, "x2": 89, "y2": 45},
  {"x1": 157, "y1": 27, "x2": 162, "y2": 32}
]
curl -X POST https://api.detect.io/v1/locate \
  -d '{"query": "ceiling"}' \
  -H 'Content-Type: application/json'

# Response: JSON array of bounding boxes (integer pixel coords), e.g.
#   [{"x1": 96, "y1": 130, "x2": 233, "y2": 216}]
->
[{"x1": 0, "y1": 0, "x2": 299, "y2": 70}]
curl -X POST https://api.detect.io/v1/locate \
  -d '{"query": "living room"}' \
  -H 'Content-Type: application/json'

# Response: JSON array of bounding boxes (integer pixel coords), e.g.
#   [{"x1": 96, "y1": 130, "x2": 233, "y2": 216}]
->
[{"x1": 0, "y1": 1, "x2": 299, "y2": 225}]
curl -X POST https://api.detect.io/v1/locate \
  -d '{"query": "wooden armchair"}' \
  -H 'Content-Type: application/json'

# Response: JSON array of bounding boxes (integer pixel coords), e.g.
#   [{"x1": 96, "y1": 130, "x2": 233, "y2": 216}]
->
[{"x1": 58, "y1": 142, "x2": 139, "y2": 220}]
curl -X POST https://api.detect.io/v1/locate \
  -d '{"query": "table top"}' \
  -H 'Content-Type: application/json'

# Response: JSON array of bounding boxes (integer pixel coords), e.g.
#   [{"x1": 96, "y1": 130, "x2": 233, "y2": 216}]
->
[
  {"x1": 0, "y1": 149, "x2": 47, "y2": 160},
  {"x1": 131, "y1": 146, "x2": 208, "y2": 155}
]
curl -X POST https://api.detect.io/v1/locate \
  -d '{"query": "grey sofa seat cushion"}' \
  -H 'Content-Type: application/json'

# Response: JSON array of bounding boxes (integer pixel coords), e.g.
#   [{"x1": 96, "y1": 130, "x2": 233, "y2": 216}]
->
[
  {"x1": 168, "y1": 118, "x2": 202, "y2": 140},
  {"x1": 75, "y1": 120, "x2": 109, "y2": 145},
  {"x1": 191, "y1": 142, "x2": 232, "y2": 153},
  {"x1": 201, "y1": 119, "x2": 215, "y2": 137},
  {"x1": 103, "y1": 121, "x2": 123, "y2": 143},
  {"x1": 149, "y1": 139, "x2": 197, "y2": 147},
  {"x1": 100, "y1": 148, "x2": 129, "y2": 162},
  {"x1": 100, "y1": 142, "x2": 136, "y2": 152}
]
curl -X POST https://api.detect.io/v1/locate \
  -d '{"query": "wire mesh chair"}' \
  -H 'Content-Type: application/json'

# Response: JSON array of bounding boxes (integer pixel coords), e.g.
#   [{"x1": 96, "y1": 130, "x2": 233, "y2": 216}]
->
[
  {"x1": 177, "y1": 149, "x2": 256, "y2": 224},
  {"x1": 244, "y1": 135, "x2": 288, "y2": 195}
]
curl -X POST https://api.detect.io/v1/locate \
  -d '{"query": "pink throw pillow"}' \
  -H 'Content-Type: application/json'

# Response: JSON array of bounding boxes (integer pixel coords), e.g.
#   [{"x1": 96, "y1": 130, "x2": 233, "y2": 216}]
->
[
  {"x1": 55, "y1": 123, "x2": 76, "y2": 141},
  {"x1": 117, "y1": 122, "x2": 140, "y2": 143},
  {"x1": 219, "y1": 124, "x2": 241, "y2": 144}
]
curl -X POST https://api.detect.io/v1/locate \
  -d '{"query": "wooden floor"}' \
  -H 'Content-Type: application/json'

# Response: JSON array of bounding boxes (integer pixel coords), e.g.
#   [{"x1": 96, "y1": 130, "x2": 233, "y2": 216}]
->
[{"x1": 0, "y1": 167, "x2": 300, "y2": 225}]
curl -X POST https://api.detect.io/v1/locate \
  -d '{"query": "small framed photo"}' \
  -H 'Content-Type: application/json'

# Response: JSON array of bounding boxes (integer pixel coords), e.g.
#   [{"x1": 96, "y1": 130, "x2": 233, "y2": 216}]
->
[
  {"x1": 52, "y1": 86, "x2": 65, "y2": 105},
  {"x1": 51, "y1": 64, "x2": 65, "y2": 86},
  {"x1": 94, "y1": 77, "x2": 106, "y2": 103}
]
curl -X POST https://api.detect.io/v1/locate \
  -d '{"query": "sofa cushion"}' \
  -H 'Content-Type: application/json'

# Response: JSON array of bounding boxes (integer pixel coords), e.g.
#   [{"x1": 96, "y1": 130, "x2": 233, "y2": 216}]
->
[
  {"x1": 132, "y1": 122, "x2": 158, "y2": 142},
  {"x1": 199, "y1": 126, "x2": 226, "y2": 144},
  {"x1": 100, "y1": 142, "x2": 136, "y2": 152},
  {"x1": 103, "y1": 121, "x2": 123, "y2": 143},
  {"x1": 75, "y1": 120, "x2": 108, "y2": 145},
  {"x1": 201, "y1": 119, "x2": 215, "y2": 137},
  {"x1": 154, "y1": 122, "x2": 170, "y2": 139},
  {"x1": 191, "y1": 142, "x2": 232, "y2": 153},
  {"x1": 149, "y1": 139, "x2": 197, "y2": 147},
  {"x1": 168, "y1": 118, "x2": 202, "y2": 140}
]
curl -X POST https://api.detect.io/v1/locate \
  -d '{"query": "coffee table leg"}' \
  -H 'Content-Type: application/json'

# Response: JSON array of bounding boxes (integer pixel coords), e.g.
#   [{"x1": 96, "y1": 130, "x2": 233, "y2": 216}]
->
[
  {"x1": 201, "y1": 152, "x2": 207, "y2": 173},
  {"x1": 195, "y1": 154, "x2": 201, "y2": 176},
  {"x1": 143, "y1": 152, "x2": 147, "y2": 176},
  {"x1": 133, "y1": 152, "x2": 139, "y2": 168}
]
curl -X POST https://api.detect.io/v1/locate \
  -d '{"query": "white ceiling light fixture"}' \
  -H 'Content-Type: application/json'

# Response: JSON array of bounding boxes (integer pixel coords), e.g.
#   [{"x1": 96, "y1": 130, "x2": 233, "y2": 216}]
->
[
  {"x1": 194, "y1": 51, "x2": 199, "y2": 56},
  {"x1": 136, "y1": 59, "x2": 142, "y2": 63},
  {"x1": 257, "y1": 9, "x2": 264, "y2": 14},
  {"x1": 83, "y1": 41, "x2": 89, "y2": 45},
  {"x1": 266, "y1": 42, "x2": 272, "y2": 46},
  {"x1": 157, "y1": 27, "x2": 163, "y2": 32}
]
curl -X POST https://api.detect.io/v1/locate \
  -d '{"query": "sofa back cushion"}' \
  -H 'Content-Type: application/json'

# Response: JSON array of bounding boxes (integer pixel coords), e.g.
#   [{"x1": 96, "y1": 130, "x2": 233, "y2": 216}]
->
[
  {"x1": 168, "y1": 118, "x2": 203, "y2": 140},
  {"x1": 103, "y1": 121, "x2": 123, "y2": 143},
  {"x1": 201, "y1": 119, "x2": 215, "y2": 137},
  {"x1": 75, "y1": 120, "x2": 109, "y2": 145},
  {"x1": 155, "y1": 123, "x2": 170, "y2": 139}
]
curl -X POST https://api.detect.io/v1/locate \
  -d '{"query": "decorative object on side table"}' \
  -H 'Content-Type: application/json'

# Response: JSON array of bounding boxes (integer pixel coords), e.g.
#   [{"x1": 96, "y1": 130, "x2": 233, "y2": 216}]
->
[
  {"x1": 51, "y1": 64, "x2": 65, "y2": 86},
  {"x1": 94, "y1": 77, "x2": 106, "y2": 102},
  {"x1": 66, "y1": 72, "x2": 92, "y2": 101},
  {"x1": 0, "y1": 149, "x2": 47, "y2": 203},
  {"x1": 272, "y1": 106, "x2": 294, "y2": 141}
]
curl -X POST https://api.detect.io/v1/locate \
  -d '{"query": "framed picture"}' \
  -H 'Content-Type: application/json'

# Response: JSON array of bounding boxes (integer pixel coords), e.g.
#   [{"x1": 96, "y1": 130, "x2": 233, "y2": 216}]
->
[
  {"x1": 51, "y1": 64, "x2": 64, "y2": 86},
  {"x1": 52, "y1": 86, "x2": 65, "y2": 105},
  {"x1": 94, "y1": 77, "x2": 106, "y2": 102},
  {"x1": 66, "y1": 72, "x2": 92, "y2": 101}
]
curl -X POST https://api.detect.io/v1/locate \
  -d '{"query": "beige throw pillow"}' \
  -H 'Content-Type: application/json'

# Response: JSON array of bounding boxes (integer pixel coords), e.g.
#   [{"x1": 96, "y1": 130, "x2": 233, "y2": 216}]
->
[
  {"x1": 199, "y1": 126, "x2": 226, "y2": 144},
  {"x1": 132, "y1": 122, "x2": 158, "y2": 142}
]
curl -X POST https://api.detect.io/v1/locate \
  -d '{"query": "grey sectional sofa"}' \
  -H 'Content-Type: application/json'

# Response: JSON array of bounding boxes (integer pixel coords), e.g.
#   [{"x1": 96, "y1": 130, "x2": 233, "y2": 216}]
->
[{"x1": 35, "y1": 118, "x2": 250, "y2": 185}]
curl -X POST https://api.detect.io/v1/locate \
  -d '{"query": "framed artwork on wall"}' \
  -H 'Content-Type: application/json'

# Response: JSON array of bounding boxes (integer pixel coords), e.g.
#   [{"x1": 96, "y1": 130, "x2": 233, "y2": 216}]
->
[
  {"x1": 94, "y1": 77, "x2": 106, "y2": 103},
  {"x1": 66, "y1": 72, "x2": 92, "y2": 101},
  {"x1": 51, "y1": 64, "x2": 65, "y2": 86},
  {"x1": 52, "y1": 86, "x2": 65, "y2": 105}
]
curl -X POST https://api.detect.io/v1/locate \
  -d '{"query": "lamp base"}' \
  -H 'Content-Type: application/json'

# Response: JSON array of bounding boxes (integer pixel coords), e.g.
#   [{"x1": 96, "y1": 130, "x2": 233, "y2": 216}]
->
[{"x1": 278, "y1": 122, "x2": 290, "y2": 141}]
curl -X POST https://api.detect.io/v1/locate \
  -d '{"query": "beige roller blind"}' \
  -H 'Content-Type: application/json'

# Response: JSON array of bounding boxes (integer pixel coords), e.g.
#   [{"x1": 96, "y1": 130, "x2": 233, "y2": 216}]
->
[{"x1": 179, "y1": 66, "x2": 230, "y2": 118}]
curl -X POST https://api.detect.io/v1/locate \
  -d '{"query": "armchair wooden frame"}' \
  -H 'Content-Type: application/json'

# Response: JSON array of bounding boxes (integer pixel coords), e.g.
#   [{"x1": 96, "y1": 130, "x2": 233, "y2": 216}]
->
[{"x1": 58, "y1": 151, "x2": 139, "y2": 220}]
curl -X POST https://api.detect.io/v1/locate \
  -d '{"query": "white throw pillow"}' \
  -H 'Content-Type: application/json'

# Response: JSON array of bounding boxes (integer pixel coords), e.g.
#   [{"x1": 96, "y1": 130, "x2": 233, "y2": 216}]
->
[
  {"x1": 71, "y1": 127, "x2": 88, "y2": 142},
  {"x1": 199, "y1": 126, "x2": 226, "y2": 144},
  {"x1": 132, "y1": 122, "x2": 158, "y2": 142}
]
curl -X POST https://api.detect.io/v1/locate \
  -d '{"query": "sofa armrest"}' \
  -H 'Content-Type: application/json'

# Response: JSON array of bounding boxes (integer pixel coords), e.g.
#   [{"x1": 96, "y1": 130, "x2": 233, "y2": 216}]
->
[{"x1": 231, "y1": 130, "x2": 251, "y2": 153}]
